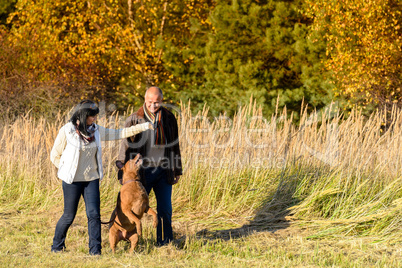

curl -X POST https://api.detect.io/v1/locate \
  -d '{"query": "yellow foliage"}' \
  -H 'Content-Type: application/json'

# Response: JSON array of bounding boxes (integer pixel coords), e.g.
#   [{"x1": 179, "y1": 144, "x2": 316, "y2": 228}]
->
[
  {"x1": 305, "y1": 0, "x2": 402, "y2": 109},
  {"x1": 6, "y1": 0, "x2": 212, "y2": 104}
]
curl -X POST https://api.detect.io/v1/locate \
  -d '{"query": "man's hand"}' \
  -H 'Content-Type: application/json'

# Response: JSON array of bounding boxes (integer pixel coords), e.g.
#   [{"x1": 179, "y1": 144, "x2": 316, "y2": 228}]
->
[{"x1": 172, "y1": 175, "x2": 181, "y2": 185}]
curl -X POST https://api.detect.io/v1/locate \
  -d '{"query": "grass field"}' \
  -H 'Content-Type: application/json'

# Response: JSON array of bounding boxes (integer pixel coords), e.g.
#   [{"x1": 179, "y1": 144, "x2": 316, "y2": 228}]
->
[{"x1": 0, "y1": 102, "x2": 401, "y2": 267}]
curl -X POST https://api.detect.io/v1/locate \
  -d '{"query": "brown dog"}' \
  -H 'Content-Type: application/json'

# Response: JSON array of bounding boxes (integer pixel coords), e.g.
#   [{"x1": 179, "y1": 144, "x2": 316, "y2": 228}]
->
[{"x1": 107, "y1": 154, "x2": 158, "y2": 253}]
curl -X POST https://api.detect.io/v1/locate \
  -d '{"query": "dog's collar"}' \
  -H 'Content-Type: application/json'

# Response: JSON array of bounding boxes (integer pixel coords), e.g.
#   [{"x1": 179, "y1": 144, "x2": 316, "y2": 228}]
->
[{"x1": 122, "y1": 179, "x2": 140, "y2": 185}]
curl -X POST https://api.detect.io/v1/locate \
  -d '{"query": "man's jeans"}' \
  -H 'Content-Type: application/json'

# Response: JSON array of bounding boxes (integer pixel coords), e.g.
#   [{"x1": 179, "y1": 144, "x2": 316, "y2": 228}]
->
[
  {"x1": 51, "y1": 179, "x2": 101, "y2": 255},
  {"x1": 143, "y1": 166, "x2": 173, "y2": 245}
]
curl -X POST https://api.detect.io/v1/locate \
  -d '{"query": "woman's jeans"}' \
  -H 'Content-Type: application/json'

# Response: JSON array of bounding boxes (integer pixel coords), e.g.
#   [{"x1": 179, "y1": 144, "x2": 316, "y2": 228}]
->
[
  {"x1": 51, "y1": 179, "x2": 101, "y2": 255},
  {"x1": 143, "y1": 167, "x2": 173, "y2": 245}
]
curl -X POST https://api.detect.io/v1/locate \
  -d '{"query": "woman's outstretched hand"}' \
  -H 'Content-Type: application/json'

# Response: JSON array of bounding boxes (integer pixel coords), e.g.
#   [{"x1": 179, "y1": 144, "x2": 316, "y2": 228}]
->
[{"x1": 147, "y1": 122, "x2": 154, "y2": 130}]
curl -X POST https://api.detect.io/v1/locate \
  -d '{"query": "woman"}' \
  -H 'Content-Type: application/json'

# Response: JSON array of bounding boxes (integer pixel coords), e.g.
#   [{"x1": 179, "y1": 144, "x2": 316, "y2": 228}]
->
[{"x1": 50, "y1": 100, "x2": 152, "y2": 255}]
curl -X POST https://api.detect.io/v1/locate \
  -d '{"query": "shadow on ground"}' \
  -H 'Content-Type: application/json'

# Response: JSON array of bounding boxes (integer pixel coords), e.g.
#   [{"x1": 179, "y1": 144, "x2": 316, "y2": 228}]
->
[{"x1": 174, "y1": 172, "x2": 302, "y2": 246}]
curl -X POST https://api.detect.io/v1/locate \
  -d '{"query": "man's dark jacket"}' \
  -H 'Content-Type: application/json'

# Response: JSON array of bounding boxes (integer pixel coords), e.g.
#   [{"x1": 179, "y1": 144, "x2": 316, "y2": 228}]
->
[{"x1": 116, "y1": 106, "x2": 182, "y2": 182}]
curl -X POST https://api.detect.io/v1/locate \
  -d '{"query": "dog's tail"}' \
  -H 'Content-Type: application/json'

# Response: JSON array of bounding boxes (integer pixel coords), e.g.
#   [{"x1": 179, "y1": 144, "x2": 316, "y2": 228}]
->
[
  {"x1": 100, "y1": 192, "x2": 120, "y2": 225},
  {"x1": 100, "y1": 210, "x2": 117, "y2": 225}
]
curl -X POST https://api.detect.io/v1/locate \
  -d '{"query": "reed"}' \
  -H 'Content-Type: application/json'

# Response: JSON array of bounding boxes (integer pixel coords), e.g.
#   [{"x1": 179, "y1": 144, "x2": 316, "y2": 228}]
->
[{"x1": 0, "y1": 100, "x2": 401, "y2": 243}]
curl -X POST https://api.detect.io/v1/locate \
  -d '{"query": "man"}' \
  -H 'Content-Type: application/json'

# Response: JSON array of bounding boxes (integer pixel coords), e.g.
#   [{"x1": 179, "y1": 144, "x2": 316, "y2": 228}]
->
[{"x1": 116, "y1": 86, "x2": 182, "y2": 246}]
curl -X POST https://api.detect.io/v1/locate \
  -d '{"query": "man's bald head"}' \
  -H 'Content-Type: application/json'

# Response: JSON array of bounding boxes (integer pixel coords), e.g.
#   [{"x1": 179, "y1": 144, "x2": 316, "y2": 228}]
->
[
  {"x1": 144, "y1": 86, "x2": 163, "y2": 113},
  {"x1": 145, "y1": 86, "x2": 163, "y2": 100}
]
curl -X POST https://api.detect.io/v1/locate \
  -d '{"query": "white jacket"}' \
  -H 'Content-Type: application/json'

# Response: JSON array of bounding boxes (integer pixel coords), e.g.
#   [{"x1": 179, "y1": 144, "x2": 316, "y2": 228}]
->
[{"x1": 50, "y1": 122, "x2": 151, "y2": 184}]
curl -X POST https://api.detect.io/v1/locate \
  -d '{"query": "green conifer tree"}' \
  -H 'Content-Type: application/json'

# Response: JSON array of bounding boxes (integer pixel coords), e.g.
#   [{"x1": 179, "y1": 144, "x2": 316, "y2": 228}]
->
[{"x1": 163, "y1": 0, "x2": 333, "y2": 117}]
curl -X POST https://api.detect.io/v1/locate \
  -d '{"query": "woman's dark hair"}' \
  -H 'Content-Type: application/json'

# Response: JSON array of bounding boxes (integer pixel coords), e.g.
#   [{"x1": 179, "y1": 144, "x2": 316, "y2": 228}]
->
[{"x1": 70, "y1": 100, "x2": 99, "y2": 135}]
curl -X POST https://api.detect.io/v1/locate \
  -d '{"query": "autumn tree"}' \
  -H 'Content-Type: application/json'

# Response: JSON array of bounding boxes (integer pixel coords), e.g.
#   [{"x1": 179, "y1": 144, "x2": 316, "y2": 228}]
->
[
  {"x1": 304, "y1": 0, "x2": 402, "y2": 110},
  {"x1": 113, "y1": 0, "x2": 213, "y2": 107},
  {"x1": 5, "y1": 0, "x2": 212, "y2": 112},
  {"x1": 6, "y1": 0, "x2": 124, "y2": 110},
  {"x1": 0, "y1": 0, "x2": 16, "y2": 27}
]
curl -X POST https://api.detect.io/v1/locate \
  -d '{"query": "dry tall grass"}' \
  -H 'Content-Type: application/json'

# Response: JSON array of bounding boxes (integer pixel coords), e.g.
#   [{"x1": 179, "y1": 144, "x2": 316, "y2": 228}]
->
[{"x1": 0, "y1": 101, "x2": 401, "y2": 242}]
